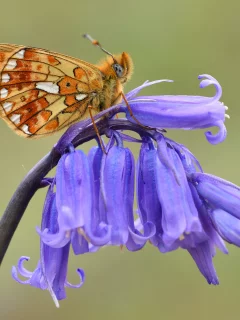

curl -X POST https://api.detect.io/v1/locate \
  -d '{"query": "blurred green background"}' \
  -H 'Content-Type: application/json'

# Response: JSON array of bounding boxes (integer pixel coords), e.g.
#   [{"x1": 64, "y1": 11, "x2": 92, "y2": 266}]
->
[{"x1": 0, "y1": 0, "x2": 239, "y2": 319}]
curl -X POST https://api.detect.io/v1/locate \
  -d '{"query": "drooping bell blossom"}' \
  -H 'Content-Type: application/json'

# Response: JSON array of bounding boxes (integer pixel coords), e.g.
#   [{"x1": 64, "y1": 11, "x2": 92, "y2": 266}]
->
[
  {"x1": 123, "y1": 75, "x2": 228, "y2": 144},
  {"x1": 190, "y1": 172, "x2": 240, "y2": 247},
  {"x1": 174, "y1": 147, "x2": 228, "y2": 283},
  {"x1": 99, "y1": 135, "x2": 156, "y2": 250},
  {"x1": 39, "y1": 147, "x2": 111, "y2": 252},
  {"x1": 136, "y1": 138, "x2": 162, "y2": 248},
  {"x1": 136, "y1": 134, "x2": 231, "y2": 284},
  {"x1": 12, "y1": 185, "x2": 84, "y2": 307},
  {"x1": 137, "y1": 134, "x2": 204, "y2": 250},
  {"x1": 155, "y1": 134, "x2": 203, "y2": 246}
]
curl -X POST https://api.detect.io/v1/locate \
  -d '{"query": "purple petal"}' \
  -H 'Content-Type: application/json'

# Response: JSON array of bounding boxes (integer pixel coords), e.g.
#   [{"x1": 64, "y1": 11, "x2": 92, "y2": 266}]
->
[
  {"x1": 29, "y1": 262, "x2": 47, "y2": 289},
  {"x1": 128, "y1": 222, "x2": 156, "y2": 247},
  {"x1": 156, "y1": 140, "x2": 187, "y2": 244},
  {"x1": 125, "y1": 79, "x2": 173, "y2": 100},
  {"x1": 65, "y1": 268, "x2": 85, "y2": 288},
  {"x1": 192, "y1": 173, "x2": 240, "y2": 220},
  {"x1": 56, "y1": 150, "x2": 92, "y2": 231},
  {"x1": 39, "y1": 187, "x2": 71, "y2": 248},
  {"x1": 39, "y1": 227, "x2": 71, "y2": 248},
  {"x1": 188, "y1": 241, "x2": 219, "y2": 285},
  {"x1": 12, "y1": 261, "x2": 31, "y2": 285},
  {"x1": 155, "y1": 137, "x2": 192, "y2": 246},
  {"x1": 168, "y1": 148, "x2": 202, "y2": 235},
  {"x1": 16, "y1": 256, "x2": 32, "y2": 277},
  {"x1": 101, "y1": 146, "x2": 132, "y2": 245},
  {"x1": 71, "y1": 229, "x2": 90, "y2": 254},
  {"x1": 122, "y1": 147, "x2": 156, "y2": 250},
  {"x1": 210, "y1": 209, "x2": 240, "y2": 247},
  {"x1": 87, "y1": 147, "x2": 111, "y2": 246},
  {"x1": 50, "y1": 243, "x2": 71, "y2": 301},
  {"x1": 166, "y1": 138, "x2": 202, "y2": 174},
  {"x1": 189, "y1": 183, "x2": 228, "y2": 254},
  {"x1": 204, "y1": 120, "x2": 227, "y2": 145},
  {"x1": 198, "y1": 74, "x2": 222, "y2": 103},
  {"x1": 136, "y1": 142, "x2": 161, "y2": 247}
]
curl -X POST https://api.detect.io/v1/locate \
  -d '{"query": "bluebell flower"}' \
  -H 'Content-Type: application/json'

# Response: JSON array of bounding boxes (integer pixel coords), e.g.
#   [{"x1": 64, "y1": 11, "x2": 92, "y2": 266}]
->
[
  {"x1": 136, "y1": 134, "x2": 228, "y2": 285},
  {"x1": 124, "y1": 75, "x2": 228, "y2": 144},
  {"x1": 191, "y1": 173, "x2": 240, "y2": 246},
  {"x1": 12, "y1": 185, "x2": 84, "y2": 307},
  {"x1": 39, "y1": 147, "x2": 109, "y2": 252},
  {"x1": 7, "y1": 74, "x2": 238, "y2": 306}
]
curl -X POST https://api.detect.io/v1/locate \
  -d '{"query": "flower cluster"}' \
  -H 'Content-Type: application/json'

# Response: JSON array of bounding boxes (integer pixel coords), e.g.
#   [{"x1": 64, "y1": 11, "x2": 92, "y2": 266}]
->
[{"x1": 12, "y1": 74, "x2": 240, "y2": 307}]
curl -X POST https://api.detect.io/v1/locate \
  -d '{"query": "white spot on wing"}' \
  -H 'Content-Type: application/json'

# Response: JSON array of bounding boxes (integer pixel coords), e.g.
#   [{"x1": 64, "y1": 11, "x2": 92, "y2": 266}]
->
[
  {"x1": 10, "y1": 114, "x2": 21, "y2": 125},
  {"x1": 21, "y1": 124, "x2": 31, "y2": 135},
  {"x1": 0, "y1": 88, "x2": 8, "y2": 99},
  {"x1": 36, "y1": 82, "x2": 59, "y2": 94},
  {"x1": 5, "y1": 59, "x2": 17, "y2": 70},
  {"x1": 2, "y1": 73, "x2": 10, "y2": 83},
  {"x1": 3, "y1": 101, "x2": 12, "y2": 112},
  {"x1": 76, "y1": 93, "x2": 87, "y2": 101},
  {"x1": 14, "y1": 49, "x2": 25, "y2": 59}
]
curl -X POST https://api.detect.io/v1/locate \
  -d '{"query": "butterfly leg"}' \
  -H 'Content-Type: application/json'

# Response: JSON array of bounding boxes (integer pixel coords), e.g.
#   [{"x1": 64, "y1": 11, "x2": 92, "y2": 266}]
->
[
  {"x1": 88, "y1": 105, "x2": 107, "y2": 154},
  {"x1": 121, "y1": 92, "x2": 152, "y2": 129},
  {"x1": 121, "y1": 92, "x2": 166, "y2": 133}
]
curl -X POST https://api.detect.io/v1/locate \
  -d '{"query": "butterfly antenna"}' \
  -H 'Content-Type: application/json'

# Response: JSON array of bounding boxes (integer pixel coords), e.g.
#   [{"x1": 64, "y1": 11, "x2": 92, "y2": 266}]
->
[{"x1": 83, "y1": 34, "x2": 116, "y2": 61}]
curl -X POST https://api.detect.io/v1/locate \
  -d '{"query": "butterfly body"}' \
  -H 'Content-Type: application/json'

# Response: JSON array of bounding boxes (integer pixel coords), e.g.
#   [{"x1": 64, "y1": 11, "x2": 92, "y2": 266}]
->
[{"x1": 0, "y1": 44, "x2": 133, "y2": 137}]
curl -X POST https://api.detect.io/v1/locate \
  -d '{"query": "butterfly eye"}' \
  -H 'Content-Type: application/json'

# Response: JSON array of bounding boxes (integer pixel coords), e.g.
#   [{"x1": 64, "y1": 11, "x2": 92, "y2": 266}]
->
[
  {"x1": 112, "y1": 64, "x2": 124, "y2": 77},
  {"x1": 66, "y1": 82, "x2": 71, "y2": 87}
]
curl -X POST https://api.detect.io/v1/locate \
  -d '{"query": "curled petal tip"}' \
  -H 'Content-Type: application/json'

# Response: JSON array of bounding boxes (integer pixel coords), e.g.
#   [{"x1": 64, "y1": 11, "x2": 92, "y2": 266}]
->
[
  {"x1": 204, "y1": 127, "x2": 227, "y2": 145},
  {"x1": 198, "y1": 74, "x2": 217, "y2": 81},
  {"x1": 197, "y1": 74, "x2": 222, "y2": 104},
  {"x1": 225, "y1": 114, "x2": 230, "y2": 119},
  {"x1": 225, "y1": 106, "x2": 228, "y2": 110},
  {"x1": 77, "y1": 268, "x2": 85, "y2": 283},
  {"x1": 199, "y1": 79, "x2": 213, "y2": 89},
  {"x1": 198, "y1": 74, "x2": 208, "y2": 80},
  {"x1": 65, "y1": 268, "x2": 85, "y2": 288},
  {"x1": 125, "y1": 79, "x2": 174, "y2": 100}
]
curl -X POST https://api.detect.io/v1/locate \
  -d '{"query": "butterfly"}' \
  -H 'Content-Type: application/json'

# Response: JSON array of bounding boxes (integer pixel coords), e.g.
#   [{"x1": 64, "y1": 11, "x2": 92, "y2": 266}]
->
[{"x1": 0, "y1": 34, "x2": 133, "y2": 138}]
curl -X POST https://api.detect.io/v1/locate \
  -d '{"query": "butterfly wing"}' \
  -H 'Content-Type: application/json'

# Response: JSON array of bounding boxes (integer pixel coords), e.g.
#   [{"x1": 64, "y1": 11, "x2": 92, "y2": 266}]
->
[{"x1": 0, "y1": 44, "x2": 103, "y2": 137}]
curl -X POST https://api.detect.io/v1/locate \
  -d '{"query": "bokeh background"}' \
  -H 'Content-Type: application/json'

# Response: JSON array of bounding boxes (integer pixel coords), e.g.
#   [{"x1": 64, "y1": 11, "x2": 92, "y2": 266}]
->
[{"x1": 0, "y1": 0, "x2": 239, "y2": 319}]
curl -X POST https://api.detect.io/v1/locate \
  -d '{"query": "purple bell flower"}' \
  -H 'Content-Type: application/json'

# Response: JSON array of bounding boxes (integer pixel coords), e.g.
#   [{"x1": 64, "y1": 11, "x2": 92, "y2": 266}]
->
[
  {"x1": 192, "y1": 173, "x2": 240, "y2": 219},
  {"x1": 191, "y1": 172, "x2": 240, "y2": 247},
  {"x1": 136, "y1": 138, "x2": 162, "y2": 248},
  {"x1": 136, "y1": 135, "x2": 230, "y2": 284},
  {"x1": 100, "y1": 138, "x2": 155, "y2": 249},
  {"x1": 39, "y1": 147, "x2": 111, "y2": 252},
  {"x1": 124, "y1": 75, "x2": 228, "y2": 144},
  {"x1": 12, "y1": 185, "x2": 84, "y2": 307}
]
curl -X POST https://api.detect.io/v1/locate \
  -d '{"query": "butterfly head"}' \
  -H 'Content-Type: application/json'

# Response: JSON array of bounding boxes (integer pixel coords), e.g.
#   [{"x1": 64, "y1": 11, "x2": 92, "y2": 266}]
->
[
  {"x1": 98, "y1": 52, "x2": 133, "y2": 84},
  {"x1": 111, "y1": 52, "x2": 133, "y2": 83}
]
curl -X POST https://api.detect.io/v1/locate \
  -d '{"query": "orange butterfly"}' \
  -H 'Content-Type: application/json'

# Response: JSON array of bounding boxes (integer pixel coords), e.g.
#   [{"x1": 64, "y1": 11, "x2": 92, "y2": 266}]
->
[{"x1": 0, "y1": 34, "x2": 133, "y2": 138}]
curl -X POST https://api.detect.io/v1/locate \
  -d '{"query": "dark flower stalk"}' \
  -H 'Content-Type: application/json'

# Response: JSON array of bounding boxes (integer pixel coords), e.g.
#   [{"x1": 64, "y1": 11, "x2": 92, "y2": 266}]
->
[{"x1": 1, "y1": 74, "x2": 236, "y2": 307}]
